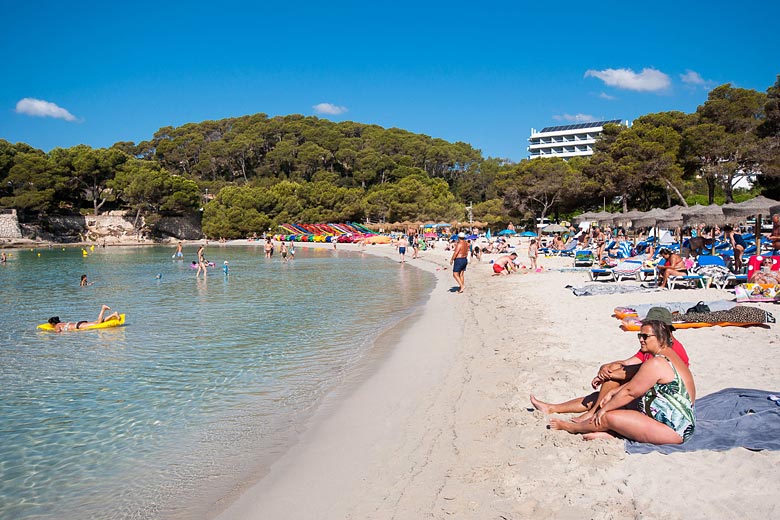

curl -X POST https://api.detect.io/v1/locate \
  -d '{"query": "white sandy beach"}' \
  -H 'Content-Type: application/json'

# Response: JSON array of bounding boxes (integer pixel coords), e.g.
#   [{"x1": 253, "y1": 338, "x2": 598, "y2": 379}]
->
[{"x1": 210, "y1": 240, "x2": 780, "y2": 519}]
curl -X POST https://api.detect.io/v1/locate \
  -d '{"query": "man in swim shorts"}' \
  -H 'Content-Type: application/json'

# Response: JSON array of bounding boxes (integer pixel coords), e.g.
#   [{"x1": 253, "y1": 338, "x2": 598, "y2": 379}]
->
[
  {"x1": 450, "y1": 232, "x2": 469, "y2": 293},
  {"x1": 48, "y1": 305, "x2": 121, "y2": 332},
  {"x1": 492, "y1": 252, "x2": 517, "y2": 275}
]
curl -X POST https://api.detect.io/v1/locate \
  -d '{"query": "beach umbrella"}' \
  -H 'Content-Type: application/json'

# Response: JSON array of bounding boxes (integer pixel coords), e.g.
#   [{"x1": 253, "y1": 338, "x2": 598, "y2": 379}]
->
[
  {"x1": 541, "y1": 223, "x2": 568, "y2": 234},
  {"x1": 631, "y1": 208, "x2": 668, "y2": 228},
  {"x1": 722, "y1": 196, "x2": 780, "y2": 222},
  {"x1": 592, "y1": 210, "x2": 614, "y2": 225},
  {"x1": 611, "y1": 209, "x2": 645, "y2": 228},
  {"x1": 497, "y1": 229, "x2": 517, "y2": 236},
  {"x1": 656, "y1": 206, "x2": 685, "y2": 228},
  {"x1": 681, "y1": 204, "x2": 724, "y2": 227},
  {"x1": 519, "y1": 231, "x2": 537, "y2": 237},
  {"x1": 723, "y1": 196, "x2": 780, "y2": 249},
  {"x1": 572, "y1": 211, "x2": 599, "y2": 224}
]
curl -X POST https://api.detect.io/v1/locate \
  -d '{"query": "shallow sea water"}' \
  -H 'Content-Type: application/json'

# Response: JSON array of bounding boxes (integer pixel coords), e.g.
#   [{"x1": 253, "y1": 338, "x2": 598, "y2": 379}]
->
[{"x1": 0, "y1": 244, "x2": 434, "y2": 519}]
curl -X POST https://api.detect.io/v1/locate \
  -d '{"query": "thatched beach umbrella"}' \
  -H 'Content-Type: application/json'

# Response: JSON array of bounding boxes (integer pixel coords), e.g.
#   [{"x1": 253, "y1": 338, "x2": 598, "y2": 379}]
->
[
  {"x1": 631, "y1": 208, "x2": 668, "y2": 228},
  {"x1": 592, "y1": 210, "x2": 615, "y2": 226},
  {"x1": 612, "y1": 209, "x2": 645, "y2": 228},
  {"x1": 723, "y1": 196, "x2": 780, "y2": 248},
  {"x1": 722, "y1": 196, "x2": 780, "y2": 223},
  {"x1": 656, "y1": 206, "x2": 684, "y2": 228},
  {"x1": 681, "y1": 204, "x2": 724, "y2": 228},
  {"x1": 573, "y1": 211, "x2": 599, "y2": 224}
]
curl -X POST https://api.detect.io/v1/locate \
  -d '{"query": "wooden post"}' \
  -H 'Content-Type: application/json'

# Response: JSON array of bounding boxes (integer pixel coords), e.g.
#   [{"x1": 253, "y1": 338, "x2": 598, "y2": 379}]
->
[{"x1": 756, "y1": 214, "x2": 762, "y2": 254}]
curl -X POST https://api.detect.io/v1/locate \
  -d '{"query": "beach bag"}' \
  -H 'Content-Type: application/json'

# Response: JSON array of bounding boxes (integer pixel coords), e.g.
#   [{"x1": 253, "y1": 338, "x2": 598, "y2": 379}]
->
[{"x1": 686, "y1": 301, "x2": 711, "y2": 314}]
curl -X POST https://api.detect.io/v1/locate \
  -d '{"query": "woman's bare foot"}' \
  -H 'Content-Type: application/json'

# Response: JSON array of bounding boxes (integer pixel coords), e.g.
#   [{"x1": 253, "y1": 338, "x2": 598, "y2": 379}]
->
[
  {"x1": 548, "y1": 418, "x2": 577, "y2": 433},
  {"x1": 530, "y1": 395, "x2": 552, "y2": 414},
  {"x1": 582, "y1": 431, "x2": 616, "y2": 441},
  {"x1": 102, "y1": 304, "x2": 111, "y2": 311}
]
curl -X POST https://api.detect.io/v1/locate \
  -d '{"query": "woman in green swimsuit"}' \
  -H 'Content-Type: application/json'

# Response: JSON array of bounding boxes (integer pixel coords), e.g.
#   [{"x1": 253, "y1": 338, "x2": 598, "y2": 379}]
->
[{"x1": 549, "y1": 320, "x2": 696, "y2": 444}]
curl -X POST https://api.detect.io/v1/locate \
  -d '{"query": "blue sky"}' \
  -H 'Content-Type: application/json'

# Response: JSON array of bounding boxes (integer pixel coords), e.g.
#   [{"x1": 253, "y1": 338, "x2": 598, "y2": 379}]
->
[{"x1": 1, "y1": 0, "x2": 778, "y2": 161}]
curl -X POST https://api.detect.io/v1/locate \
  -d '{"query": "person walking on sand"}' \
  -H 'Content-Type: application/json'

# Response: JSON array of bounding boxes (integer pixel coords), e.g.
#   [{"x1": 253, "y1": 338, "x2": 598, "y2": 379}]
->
[
  {"x1": 450, "y1": 232, "x2": 469, "y2": 293},
  {"x1": 528, "y1": 239, "x2": 539, "y2": 271}
]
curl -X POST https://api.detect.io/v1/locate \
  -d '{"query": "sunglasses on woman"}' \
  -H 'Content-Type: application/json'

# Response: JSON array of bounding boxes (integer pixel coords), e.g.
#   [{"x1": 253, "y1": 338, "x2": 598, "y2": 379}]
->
[{"x1": 637, "y1": 333, "x2": 656, "y2": 341}]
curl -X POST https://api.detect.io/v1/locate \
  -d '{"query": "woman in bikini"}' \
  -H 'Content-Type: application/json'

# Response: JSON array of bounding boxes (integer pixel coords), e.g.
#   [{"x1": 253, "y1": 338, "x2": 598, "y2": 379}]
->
[
  {"x1": 48, "y1": 305, "x2": 121, "y2": 332},
  {"x1": 548, "y1": 319, "x2": 696, "y2": 444}
]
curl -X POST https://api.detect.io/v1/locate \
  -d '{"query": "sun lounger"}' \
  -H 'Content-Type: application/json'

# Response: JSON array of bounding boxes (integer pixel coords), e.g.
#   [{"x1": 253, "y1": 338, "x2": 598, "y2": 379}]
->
[
  {"x1": 574, "y1": 250, "x2": 594, "y2": 267},
  {"x1": 668, "y1": 273, "x2": 706, "y2": 289}
]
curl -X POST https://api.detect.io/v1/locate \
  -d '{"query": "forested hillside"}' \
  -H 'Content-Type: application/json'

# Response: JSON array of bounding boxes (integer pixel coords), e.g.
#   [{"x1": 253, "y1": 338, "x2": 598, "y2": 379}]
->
[{"x1": 1, "y1": 75, "x2": 778, "y2": 239}]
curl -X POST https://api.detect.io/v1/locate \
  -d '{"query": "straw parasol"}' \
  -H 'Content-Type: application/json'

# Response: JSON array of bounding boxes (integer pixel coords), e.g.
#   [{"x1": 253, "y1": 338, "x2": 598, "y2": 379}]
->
[
  {"x1": 631, "y1": 208, "x2": 668, "y2": 228},
  {"x1": 592, "y1": 210, "x2": 615, "y2": 225},
  {"x1": 612, "y1": 209, "x2": 645, "y2": 228},
  {"x1": 541, "y1": 223, "x2": 568, "y2": 234},
  {"x1": 572, "y1": 211, "x2": 599, "y2": 224},
  {"x1": 722, "y1": 196, "x2": 780, "y2": 222},
  {"x1": 681, "y1": 204, "x2": 724, "y2": 227},
  {"x1": 655, "y1": 205, "x2": 685, "y2": 228}
]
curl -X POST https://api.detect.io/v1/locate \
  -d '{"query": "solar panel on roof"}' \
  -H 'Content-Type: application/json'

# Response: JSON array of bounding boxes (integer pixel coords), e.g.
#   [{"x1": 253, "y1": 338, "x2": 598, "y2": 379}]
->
[{"x1": 538, "y1": 119, "x2": 622, "y2": 133}]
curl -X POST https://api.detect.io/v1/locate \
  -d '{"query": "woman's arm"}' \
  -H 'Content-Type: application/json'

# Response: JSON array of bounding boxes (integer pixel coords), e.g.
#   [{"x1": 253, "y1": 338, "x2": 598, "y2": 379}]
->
[{"x1": 595, "y1": 358, "x2": 668, "y2": 416}]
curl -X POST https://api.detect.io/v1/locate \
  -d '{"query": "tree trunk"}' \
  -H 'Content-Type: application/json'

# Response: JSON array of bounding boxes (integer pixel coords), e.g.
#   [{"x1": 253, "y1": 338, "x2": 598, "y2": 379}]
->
[{"x1": 661, "y1": 179, "x2": 689, "y2": 207}]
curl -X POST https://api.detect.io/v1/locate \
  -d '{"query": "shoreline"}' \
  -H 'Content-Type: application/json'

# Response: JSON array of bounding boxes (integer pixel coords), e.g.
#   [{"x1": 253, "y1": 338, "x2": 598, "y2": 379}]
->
[{"x1": 214, "y1": 242, "x2": 780, "y2": 519}]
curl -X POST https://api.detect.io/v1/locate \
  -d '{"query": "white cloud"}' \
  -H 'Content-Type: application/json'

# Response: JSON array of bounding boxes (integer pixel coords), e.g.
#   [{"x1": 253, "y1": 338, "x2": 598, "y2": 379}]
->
[
  {"x1": 599, "y1": 92, "x2": 616, "y2": 100},
  {"x1": 680, "y1": 69, "x2": 716, "y2": 89},
  {"x1": 584, "y1": 67, "x2": 670, "y2": 92},
  {"x1": 313, "y1": 102, "x2": 348, "y2": 115},
  {"x1": 15, "y1": 97, "x2": 77, "y2": 121},
  {"x1": 553, "y1": 113, "x2": 596, "y2": 122}
]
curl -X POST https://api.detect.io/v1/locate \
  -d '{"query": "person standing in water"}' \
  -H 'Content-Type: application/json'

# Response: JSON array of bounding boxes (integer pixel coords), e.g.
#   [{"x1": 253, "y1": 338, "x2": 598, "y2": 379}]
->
[
  {"x1": 196, "y1": 244, "x2": 207, "y2": 278},
  {"x1": 281, "y1": 242, "x2": 289, "y2": 262},
  {"x1": 174, "y1": 242, "x2": 183, "y2": 258}
]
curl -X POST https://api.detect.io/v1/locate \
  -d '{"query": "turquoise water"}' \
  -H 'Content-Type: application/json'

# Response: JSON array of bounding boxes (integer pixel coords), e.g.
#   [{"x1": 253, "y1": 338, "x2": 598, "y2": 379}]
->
[{"x1": 0, "y1": 244, "x2": 434, "y2": 519}]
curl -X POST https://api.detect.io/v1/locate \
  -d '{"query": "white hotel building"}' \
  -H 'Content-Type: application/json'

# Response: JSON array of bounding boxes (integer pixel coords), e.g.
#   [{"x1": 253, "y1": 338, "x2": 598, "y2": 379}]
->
[{"x1": 527, "y1": 120, "x2": 627, "y2": 159}]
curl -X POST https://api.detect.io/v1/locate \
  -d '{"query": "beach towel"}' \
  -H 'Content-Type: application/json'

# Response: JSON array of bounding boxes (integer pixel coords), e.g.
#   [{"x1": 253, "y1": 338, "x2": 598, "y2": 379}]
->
[
  {"x1": 567, "y1": 284, "x2": 662, "y2": 297},
  {"x1": 690, "y1": 264, "x2": 732, "y2": 287},
  {"x1": 614, "y1": 301, "x2": 736, "y2": 318},
  {"x1": 735, "y1": 283, "x2": 780, "y2": 303},
  {"x1": 678, "y1": 306, "x2": 775, "y2": 325},
  {"x1": 626, "y1": 388, "x2": 780, "y2": 454}
]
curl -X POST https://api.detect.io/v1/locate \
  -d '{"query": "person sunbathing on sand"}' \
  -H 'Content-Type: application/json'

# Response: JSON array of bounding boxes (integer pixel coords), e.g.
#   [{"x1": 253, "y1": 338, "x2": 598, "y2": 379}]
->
[
  {"x1": 533, "y1": 317, "x2": 695, "y2": 444},
  {"x1": 48, "y1": 305, "x2": 121, "y2": 332},
  {"x1": 531, "y1": 307, "x2": 688, "y2": 426}
]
